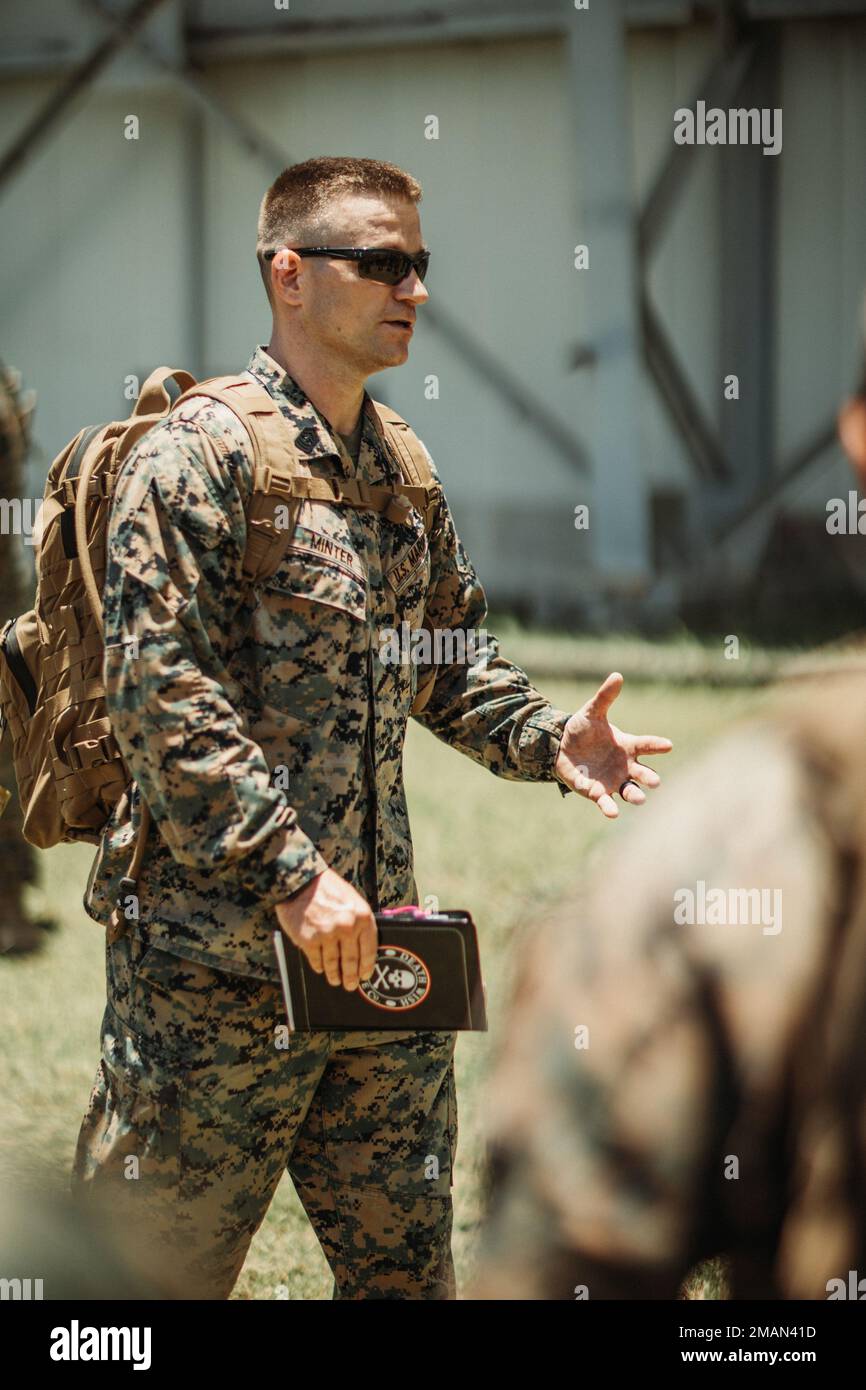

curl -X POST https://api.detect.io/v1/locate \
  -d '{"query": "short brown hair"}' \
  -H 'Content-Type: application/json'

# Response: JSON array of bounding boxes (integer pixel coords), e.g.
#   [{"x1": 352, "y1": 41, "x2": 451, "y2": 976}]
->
[{"x1": 256, "y1": 156, "x2": 423, "y2": 303}]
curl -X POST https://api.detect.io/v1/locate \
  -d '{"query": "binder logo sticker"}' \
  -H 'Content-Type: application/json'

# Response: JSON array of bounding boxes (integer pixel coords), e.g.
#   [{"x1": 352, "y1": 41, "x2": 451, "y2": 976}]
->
[{"x1": 360, "y1": 946, "x2": 431, "y2": 1011}]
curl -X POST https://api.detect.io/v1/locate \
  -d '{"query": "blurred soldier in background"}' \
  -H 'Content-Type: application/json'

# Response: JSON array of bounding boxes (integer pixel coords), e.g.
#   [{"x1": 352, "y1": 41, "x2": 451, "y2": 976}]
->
[
  {"x1": 0, "y1": 362, "x2": 51, "y2": 956},
  {"x1": 472, "y1": 339, "x2": 866, "y2": 1301}
]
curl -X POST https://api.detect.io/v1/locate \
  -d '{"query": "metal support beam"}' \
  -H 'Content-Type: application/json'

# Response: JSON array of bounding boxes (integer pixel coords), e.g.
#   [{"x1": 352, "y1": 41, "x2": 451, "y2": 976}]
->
[
  {"x1": 717, "y1": 25, "x2": 780, "y2": 510},
  {"x1": 0, "y1": 0, "x2": 169, "y2": 194},
  {"x1": 563, "y1": 0, "x2": 650, "y2": 587},
  {"x1": 633, "y1": 12, "x2": 760, "y2": 486},
  {"x1": 637, "y1": 37, "x2": 758, "y2": 259},
  {"x1": 80, "y1": 0, "x2": 292, "y2": 168},
  {"x1": 631, "y1": 2, "x2": 843, "y2": 600},
  {"x1": 640, "y1": 291, "x2": 731, "y2": 480}
]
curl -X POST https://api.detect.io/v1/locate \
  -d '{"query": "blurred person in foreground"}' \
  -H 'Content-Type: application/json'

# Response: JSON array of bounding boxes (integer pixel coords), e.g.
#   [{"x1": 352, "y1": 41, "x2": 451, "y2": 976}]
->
[
  {"x1": 0, "y1": 1178, "x2": 179, "y2": 1299},
  {"x1": 472, "y1": 327, "x2": 866, "y2": 1301}
]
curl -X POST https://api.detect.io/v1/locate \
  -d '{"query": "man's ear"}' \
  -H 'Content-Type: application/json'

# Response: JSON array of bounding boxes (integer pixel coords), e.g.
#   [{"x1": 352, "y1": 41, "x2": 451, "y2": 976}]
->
[
  {"x1": 838, "y1": 396, "x2": 866, "y2": 486},
  {"x1": 270, "y1": 247, "x2": 302, "y2": 306}
]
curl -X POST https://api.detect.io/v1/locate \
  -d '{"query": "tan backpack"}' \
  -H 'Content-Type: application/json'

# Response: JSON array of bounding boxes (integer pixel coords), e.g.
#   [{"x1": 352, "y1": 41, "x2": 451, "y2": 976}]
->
[{"x1": 0, "y1": 366, "x2": 440, "y2": 888}]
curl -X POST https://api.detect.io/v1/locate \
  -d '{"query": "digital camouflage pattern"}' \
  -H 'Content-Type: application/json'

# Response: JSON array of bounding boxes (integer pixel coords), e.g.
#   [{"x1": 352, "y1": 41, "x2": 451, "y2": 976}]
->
[
  {"x1": 0, "y1": 363, "x2": 43, "y2": 955},
  {"x1": 474, "y1": 669, "x2": 866, "y2": 1300},
  {"x1": 72, "y1": 932, "x2": 457, "y2": 1298},
  {"x1": 84, "y1": 344, "x2": 572, "y2": 981}
]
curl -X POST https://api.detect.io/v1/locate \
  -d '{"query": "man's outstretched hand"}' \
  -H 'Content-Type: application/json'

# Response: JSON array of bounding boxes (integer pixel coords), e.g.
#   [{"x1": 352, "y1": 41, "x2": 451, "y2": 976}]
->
[{"x1": 554, "y1": 671, "x2": 673, "y2": 819}]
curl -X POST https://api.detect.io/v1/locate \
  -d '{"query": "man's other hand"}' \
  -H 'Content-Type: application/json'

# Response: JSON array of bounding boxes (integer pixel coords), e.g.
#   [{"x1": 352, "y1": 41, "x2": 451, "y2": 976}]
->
[
  {"x1": 555, "y1": 671, "x2": 673, "y2": 819},
  {"x1": 275, "y1": 869, "x2": 378, "y2": 992}
]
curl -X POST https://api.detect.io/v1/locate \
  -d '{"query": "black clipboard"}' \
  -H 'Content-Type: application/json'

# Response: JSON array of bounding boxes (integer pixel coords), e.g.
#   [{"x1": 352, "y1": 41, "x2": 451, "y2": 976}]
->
[{"x1": 273, "y1": 907, "x2": 487, "y2": 1031}]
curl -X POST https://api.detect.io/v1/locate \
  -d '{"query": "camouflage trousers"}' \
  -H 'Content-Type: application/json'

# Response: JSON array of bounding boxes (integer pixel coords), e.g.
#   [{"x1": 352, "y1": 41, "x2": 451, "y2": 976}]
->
[{"x1": 71, "y1": 932, "x2": 458, "y2": 1299}]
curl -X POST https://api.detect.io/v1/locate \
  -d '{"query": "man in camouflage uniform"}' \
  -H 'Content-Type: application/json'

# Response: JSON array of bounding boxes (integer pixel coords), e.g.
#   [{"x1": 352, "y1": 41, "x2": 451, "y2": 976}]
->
[
  {"x1": 71, "y1": 157, "x2": 672, "y2": 1299},
  {"x1": 472, "y1": 356, "x2": 866, "y2": 1301},
  {"x1": 0, "y1": 362, "x2": 48, "y2": 956}
]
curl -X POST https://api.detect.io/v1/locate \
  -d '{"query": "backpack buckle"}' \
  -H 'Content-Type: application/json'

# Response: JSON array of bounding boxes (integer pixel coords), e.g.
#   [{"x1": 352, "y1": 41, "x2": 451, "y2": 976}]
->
[
  {"x1": 386, "y1": 493, "x2": 414, "y2": 526},
  {"x1": 253, "y1": 463, "x2": 273, "y2": 493}
]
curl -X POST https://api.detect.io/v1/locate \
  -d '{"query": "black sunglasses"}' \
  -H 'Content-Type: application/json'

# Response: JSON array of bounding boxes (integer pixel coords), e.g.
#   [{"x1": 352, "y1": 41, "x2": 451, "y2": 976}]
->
[{"x1": 262, "y1": 245, "x2": 430, "y2": 286}]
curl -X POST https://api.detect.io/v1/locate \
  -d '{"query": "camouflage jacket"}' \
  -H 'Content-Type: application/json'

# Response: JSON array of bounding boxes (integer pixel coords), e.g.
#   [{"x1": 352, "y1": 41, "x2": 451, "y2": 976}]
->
[
  {"x1": 84, "y1": 346, "x2": 572, "y2": 980},
  {"x1": 474, "y1": 670, "x2": 866, "y2": 1300}
]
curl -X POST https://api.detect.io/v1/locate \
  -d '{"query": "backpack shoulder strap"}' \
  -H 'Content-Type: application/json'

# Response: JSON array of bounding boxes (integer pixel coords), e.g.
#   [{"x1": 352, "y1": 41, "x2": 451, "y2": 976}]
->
[
  {"x1": 370, "y1": 401, "x2": 441, "y2": 536},
  {"x1": 368, "y1": 401, "x2": 444, "y2": 716},
  {"x1": 170, "y1": 380, "x2": 442, "y2": 549},
  {"x1": 172, "y1": 373, "x2": 306, "y2": 484},
  {"x1": 171, "y1": 375, "x2": 312, "y2": 584},
  {"x1": 369, "y1": 400, "x2": 432, "y2": 484}
]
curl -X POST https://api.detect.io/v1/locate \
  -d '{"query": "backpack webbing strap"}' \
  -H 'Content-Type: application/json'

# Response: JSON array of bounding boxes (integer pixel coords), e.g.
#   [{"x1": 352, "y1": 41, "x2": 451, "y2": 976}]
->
[
  {"x1": 172, "y1": 375, "x2": 305, "y2": 477},
  {"x1": 41, "y1": 630, "x2": 104, "y2": 680},
  {"x1": 173, "y1": 376, "x2": 440, "y2": 533},
  {"x1": 108, "y1": 799, "x2": 152, "y2": 946},
  {"x1": 115, "y1": 411, "x2": 172, "y2": 466},
  {"x1": 371, "y1": 399, "x2": 440, "y2": 531},
  {"x1": 367, "y1": 403, "x2": 442, "y2": 716},
  {"x1": 75, "y1": 443, "x2": 109, "y2": 638},
  {"x1": 252, "y1": 470, "x2": 433, "y2": 529},
  {"x1": 372, "y1": 397, "x2": 436, "y2": 472},
  {"x1": 59, "y1": 424, "x2": 104, "y2": 558},
  {"x1": 132, "y1": 367, "x2": 197, "y2": 419}
]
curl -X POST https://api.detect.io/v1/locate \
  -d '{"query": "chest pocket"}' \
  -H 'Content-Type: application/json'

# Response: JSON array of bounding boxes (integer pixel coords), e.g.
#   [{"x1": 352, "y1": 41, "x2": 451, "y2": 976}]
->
[
  {"x1": 265, "y1": 544, "x2": 368, "y2": 620},
  {"x1": 263, "y1": 502, "x2": 368, "y2": 621},
  {"x1": 236, "y1": 502, "x2": 369, "y2": 724}
]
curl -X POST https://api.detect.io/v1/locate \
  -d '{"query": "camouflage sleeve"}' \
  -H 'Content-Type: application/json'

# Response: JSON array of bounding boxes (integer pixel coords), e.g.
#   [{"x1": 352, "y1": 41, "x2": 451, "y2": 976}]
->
[
  {"x1": 103, "y1": 411, "x2": 328, "y2": 906},
  {"x1": 412, "y1": 452, "x2": 572, "y2": 783}
]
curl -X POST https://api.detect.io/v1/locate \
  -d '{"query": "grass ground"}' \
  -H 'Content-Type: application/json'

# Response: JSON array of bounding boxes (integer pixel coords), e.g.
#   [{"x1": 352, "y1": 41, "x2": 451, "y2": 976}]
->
[{"x1": 0, "y1": 639, "x2": 773, "y2": 1299}]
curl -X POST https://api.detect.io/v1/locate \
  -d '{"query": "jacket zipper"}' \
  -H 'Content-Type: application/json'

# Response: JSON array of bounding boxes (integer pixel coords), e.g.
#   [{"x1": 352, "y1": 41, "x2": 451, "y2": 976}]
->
[{"x1": 364, "y1": 644, "x2": 381, "y2": 913}]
